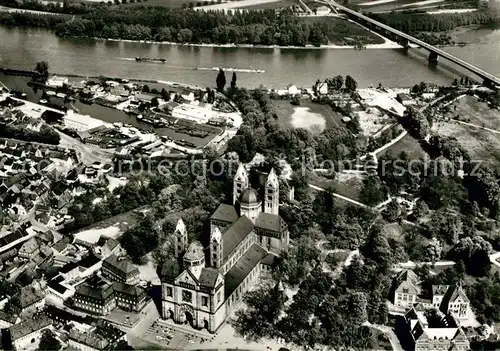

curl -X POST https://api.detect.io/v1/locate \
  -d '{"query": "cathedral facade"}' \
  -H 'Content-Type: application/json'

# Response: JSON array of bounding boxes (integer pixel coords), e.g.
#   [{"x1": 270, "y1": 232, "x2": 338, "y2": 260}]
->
[{"x1": 159, "y1": 164, "x2": 289, "y2": 333}]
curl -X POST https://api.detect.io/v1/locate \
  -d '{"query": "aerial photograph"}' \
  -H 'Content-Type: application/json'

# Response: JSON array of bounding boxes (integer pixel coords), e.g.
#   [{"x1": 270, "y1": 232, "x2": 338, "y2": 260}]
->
[{"x1": 0, "y1": 0, "x2": 499, "y2": 348}]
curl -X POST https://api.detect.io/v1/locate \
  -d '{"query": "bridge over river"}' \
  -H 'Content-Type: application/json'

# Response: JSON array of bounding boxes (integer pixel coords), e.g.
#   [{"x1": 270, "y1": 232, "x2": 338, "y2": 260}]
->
[{"x1": 328, "y1": 0, "x2": 500, "y2": 87}]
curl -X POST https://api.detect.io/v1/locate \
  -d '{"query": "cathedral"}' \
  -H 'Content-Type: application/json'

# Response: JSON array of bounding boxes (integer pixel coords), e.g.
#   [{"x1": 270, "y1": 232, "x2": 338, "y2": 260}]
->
[{"x1": 159, "y1": 164, "x2": 289, "y2": 333}]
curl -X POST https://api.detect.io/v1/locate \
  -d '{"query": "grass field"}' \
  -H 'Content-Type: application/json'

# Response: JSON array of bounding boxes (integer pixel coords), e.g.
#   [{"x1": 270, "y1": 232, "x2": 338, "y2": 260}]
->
[
  {"x1": 438, "y1": 95, "x2": 500, "y2": 167},
  {"x1": 272, "y1": 99, "x2": 343, "y2": 132},
  {"x1": 434, "y1": 121, "x2": 500, "y2": 167},
  {"x1": 302, "y1": 16, "x2": 385, "y2": 45},
  {"x1": 377, "y1": 133, "x2": 426, "y2": 160},
  {"x1": 310, "y1": 172, "x2": 364, "y2": 202},
  {"x1": 449, "y1": 95, "x2": 500, "y2": 131}
]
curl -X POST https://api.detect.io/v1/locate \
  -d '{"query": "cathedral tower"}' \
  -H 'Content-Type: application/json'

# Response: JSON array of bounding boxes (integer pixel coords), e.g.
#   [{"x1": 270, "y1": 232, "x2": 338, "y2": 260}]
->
[
  {"x1": 174, "y1": 218, "x2": 188, "y2": 258},
  {"x1": 210, "y1": 226, "x2": 223, "y2": 268},
  {"x1": 233, "y1": 162, "x2": 249, "y2": 205},
  {"x1": 264, "y1": 168, "x2": 279, "y2": 215}
]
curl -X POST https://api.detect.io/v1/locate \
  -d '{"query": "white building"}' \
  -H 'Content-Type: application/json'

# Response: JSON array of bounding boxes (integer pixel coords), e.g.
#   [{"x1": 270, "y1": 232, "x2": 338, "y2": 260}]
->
[
  {"x1": 46, "y1": 275, "x2": 76, "y2": 304},
  {"x1": 397, "y1": 93, "x2": 416, "y2": 106},
  {"x1": 315, "y1": 5, "x2": 331, "y2": 15},
  {"x1": 47, "y1": 76, "x2": 68, "y2": 88},
  {"x1": 317, "y1": 82, "x2": 329, "y2": 95},
  {"x1": 64, "y1": 110, "x2": 105, "y2": 132},
  {"x1": 172, "y1": 104, "x2": 213, "y2": 123},
  {"x1": 287, "y1": 84, "x2": 299, "y2": 96}
]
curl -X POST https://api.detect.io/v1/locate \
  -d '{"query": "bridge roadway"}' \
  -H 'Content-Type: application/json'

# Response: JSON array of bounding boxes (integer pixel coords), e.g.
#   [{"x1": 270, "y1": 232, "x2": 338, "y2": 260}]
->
[{"x1": 328, "y1": 0, "x2": 500, "y2": 86}]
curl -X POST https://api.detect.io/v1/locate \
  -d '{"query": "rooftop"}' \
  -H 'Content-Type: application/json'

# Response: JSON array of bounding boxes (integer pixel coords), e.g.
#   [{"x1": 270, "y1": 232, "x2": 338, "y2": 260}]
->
[
  {"x1": 9, "y1": 314, "x2": 51, "y2": 340},
  {"x1": 103, "y1": 254, "x2": 139, "y2": 276},
  {"x1": 224, "y1": 244, "x2": 267, "y2": 298},
  {"x1": 223, "y1": 216, "x2": 254, "y2": 260},
  {"x1": 17, "y1": 285, "x2": 45, "y2": 309},
  {"x1": 210, "y1": 203, "x2": 238, "y2": 223}
]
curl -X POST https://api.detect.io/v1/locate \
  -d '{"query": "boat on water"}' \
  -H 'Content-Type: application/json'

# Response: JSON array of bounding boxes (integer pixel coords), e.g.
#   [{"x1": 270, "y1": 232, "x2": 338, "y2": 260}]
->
[{"x1": 135, "y1": 57, "x2": 167, "y2": 63}]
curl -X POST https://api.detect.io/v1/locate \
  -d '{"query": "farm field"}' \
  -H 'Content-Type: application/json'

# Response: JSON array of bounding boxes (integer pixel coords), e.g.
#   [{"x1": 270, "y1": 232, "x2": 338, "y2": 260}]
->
[
  {"x1": 236, "y1": 0, "x2": 297, "y2": 9},
  {"x1": 272, "y1": 99, "x2": 344, "y2": 133},
  {"x1": 118, "y1": 0, "x2": 213, "y2": 7}
]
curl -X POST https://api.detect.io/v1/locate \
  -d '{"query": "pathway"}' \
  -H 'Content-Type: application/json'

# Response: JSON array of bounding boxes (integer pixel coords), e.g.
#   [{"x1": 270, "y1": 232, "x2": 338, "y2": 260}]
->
[
  {"x1": 489, "y1": 251, "x2": 500, "y2": 268},
  {"x1": 455, "y1": 120, "x2": 500, "y2": 135},
  {"x1": 362, "y1": 321, "x2": 403, "y2": 351},
  {"x1": 308, "y1": 184, "x2": 368, "y2": 208}
]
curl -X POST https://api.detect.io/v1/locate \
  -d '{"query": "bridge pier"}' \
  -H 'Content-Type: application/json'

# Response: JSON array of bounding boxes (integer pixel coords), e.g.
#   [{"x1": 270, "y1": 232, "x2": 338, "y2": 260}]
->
[
  {"x1": 428, "y1": 52, "x2": 438, "y2": 64},
  {"x1": 400, "y1": 38, "x2": 409, "y2": 49}
]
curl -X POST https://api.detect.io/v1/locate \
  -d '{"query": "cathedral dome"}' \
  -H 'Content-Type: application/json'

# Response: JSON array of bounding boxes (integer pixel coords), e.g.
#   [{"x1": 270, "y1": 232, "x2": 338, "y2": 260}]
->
[
  {"x1": 240, "y1": 188, "x2": 259, "y2": 205},
  {"x1": 184, "y1": 241, "x2": 204, "y2": 262}
]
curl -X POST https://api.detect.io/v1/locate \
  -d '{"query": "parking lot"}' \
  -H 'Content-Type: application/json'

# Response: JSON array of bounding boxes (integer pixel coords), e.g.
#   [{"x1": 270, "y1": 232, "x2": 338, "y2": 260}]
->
[{"x1": 141, "y1": 319, "x2": 212, "y2": 349}]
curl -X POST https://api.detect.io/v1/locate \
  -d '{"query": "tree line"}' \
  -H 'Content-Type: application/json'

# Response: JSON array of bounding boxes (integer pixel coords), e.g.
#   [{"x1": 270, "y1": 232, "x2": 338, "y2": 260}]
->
[
  {"x1": 0, "y1": 7, "x2": 373, "y2": 47},
  {"x1": 369, "y1": 10, "x2": 500, "y2": 33}
]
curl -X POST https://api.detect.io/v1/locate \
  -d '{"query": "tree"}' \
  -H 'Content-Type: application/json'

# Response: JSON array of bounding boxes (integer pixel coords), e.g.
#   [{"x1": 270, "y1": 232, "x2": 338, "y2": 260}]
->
[
  {"x1": 382, "y1": 198, "x2": 402, "y2": 222},
  {"x1": 230, "y1": 72, "x2": 237, "y2": 90},
  {"x1": 216, "y1": 69, "x2": 226, "y2": 92},
  {"x1": 35, "y1": 61, "x2": 49, "y2": 83},
  {"x1": 360, "y1": 175, "x2": 386, "y2": 207},
  {"x1": 142, "y1": 85, "x2": 150, "y2": 93},
  {"x1": 345, "y1": 75, "x2": 357, "y2": 92},
  {"x1": 38, "y1": 330, "x2": 61, "y2": 351},
  {"x1": 290, "y1": 94, "x2": 300, "y2": 106},
  {"x1": 151, "y1": 97, "x2": 159, "y2": 107},
  {"x1": 329, "y1": 75, "x2": 343, "y2": 91}
]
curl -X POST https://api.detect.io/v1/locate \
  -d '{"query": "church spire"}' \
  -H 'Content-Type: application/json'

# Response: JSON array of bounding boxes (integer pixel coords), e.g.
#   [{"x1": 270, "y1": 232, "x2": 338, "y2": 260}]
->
[
  {"x1": 264, "y1": 168, "x2": 279, "y2": 215},
  {"x1": 233, "y1": 162, "x2": 249, "y2": 205},
  {"x1": 174, "y1": 218, "x2": 187, "y2": 258}
]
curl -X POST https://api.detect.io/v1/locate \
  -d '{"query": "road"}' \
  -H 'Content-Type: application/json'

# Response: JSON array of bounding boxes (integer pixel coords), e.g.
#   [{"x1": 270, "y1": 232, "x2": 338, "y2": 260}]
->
[{"x1": 57, "y1": 131, "x2": 113, "y2": 165}]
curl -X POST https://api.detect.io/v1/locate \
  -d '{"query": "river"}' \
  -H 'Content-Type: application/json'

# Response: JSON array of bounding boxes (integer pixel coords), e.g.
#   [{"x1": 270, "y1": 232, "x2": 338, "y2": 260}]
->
[{"x1": 0, "y1": 25, "x2": 499, "y2": 89}]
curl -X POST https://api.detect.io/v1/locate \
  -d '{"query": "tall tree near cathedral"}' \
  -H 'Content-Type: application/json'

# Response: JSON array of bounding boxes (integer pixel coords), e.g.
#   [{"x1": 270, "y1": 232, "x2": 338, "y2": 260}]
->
[
  {"x1": 216, "y1": 68, "x2": 226, "y2": 92},
  {"x1": 230, "y1": 72, "x2": 237, "y2": 89}
]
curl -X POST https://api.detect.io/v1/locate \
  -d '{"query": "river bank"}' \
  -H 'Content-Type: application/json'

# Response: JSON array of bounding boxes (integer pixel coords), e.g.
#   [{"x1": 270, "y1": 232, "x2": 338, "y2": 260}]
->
[{"x1": 92, "y1": 36, "x2": 405, "y2": 49}]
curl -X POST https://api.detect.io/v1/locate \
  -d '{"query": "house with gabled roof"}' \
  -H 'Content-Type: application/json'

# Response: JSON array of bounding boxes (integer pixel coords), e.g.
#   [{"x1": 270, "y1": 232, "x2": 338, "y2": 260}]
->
[
  {"x1": 102, "y1": 255, "x2": 140, "y2": 285},
  {"x1": 390, "y1": 269, "x2": 470, "y2": 320},
  {"x1": 404, "y1": 308, "x2": 469, "y2": 351},
  {"x1": 6, "y1": 313, "x2": 52, "y2": 351},
  {"x1": 391, "y1": 269, "x2": 422, "y2": 308},
  {"x1": 18, "y1": 237, "x2": 40, "y2": 260}
]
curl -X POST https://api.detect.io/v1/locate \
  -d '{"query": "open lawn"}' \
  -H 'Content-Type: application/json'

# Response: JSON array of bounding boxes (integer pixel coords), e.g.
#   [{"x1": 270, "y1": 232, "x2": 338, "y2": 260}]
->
[
  {"x1": 433, "y1": 121, "x2": 500, "y2": 167},
  {"x1": 377, "y1": 133, "x2": 426, "y2": 160},
  {"x1": 272, "y1": 99, "x2": 343, "y2": 133},
  {"x1": 446, "y1": 95, "x2": 500, "y2": 131},
  {"x1": 302, "y1": 16, "x2": 385, "y2": 45}
]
